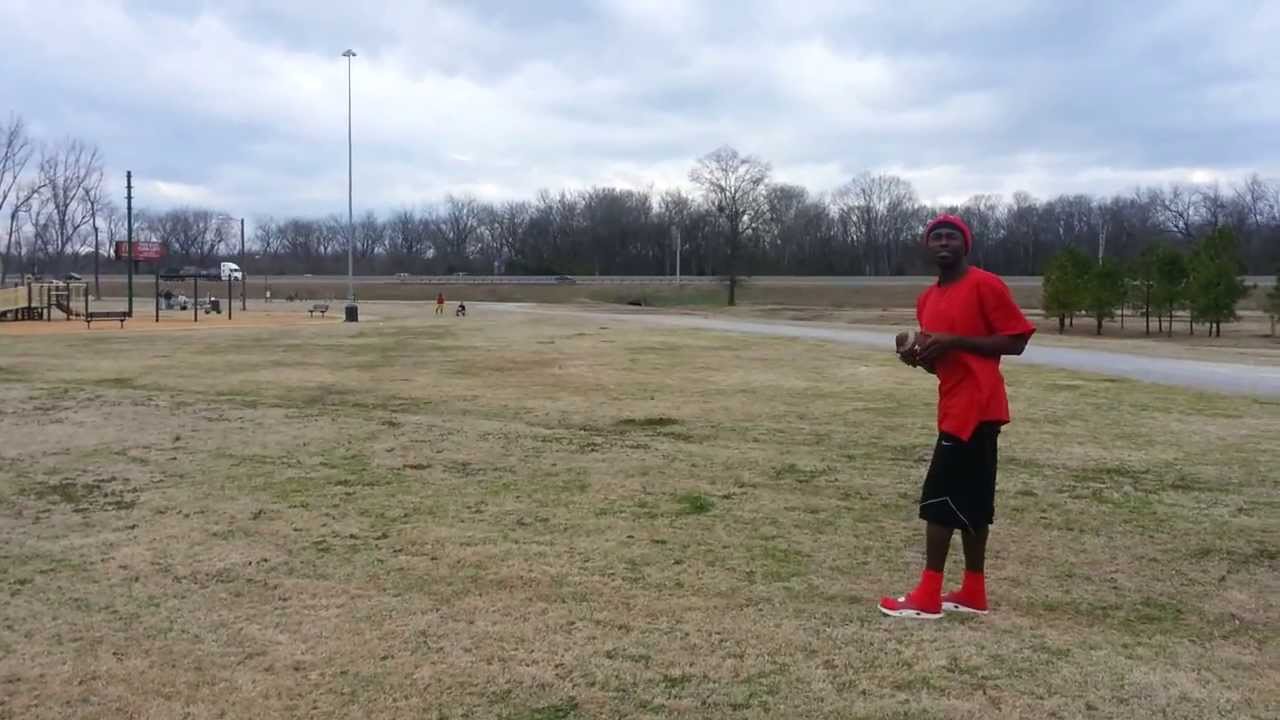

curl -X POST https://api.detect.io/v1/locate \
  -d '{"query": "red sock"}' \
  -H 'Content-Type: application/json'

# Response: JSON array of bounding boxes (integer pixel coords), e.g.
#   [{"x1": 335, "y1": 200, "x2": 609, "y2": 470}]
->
[
  {"x1": 959, "y1": 570, "x2": 986, "y2": 605},
  {"x1": 911, "y1": 569, "x2": 944, "y2": 605}
]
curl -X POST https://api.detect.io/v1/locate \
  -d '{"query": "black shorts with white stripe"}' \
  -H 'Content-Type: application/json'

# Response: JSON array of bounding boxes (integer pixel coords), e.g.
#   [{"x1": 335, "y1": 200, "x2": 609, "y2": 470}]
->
[{"x1": 918, "y1": 422, "x2": 1000, "y2": 532}]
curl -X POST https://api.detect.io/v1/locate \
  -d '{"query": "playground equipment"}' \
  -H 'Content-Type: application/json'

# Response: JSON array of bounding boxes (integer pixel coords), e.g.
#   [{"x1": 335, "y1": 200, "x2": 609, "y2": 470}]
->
[
  {"x1": 157, "y1": 267, "x2": 237, "y2": 323},
  {"x1": 0, "y1": 279, "x2": 90, "y2": 323}
]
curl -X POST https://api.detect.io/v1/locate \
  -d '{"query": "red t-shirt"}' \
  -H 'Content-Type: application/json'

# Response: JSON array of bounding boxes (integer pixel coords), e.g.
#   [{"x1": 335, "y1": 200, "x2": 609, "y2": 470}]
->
[{"x1": 916, "y1": 267, "x2": 1036, "y2": 441}]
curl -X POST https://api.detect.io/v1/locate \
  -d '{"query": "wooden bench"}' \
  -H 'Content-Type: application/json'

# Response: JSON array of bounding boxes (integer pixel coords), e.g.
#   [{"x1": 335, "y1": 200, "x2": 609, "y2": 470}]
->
[
  {"x1": 308, "y1": 303, "x2": 330, "y2": 318},
  {"x1": 85, "y1": 310, "x2": 129, "y2": 328}
]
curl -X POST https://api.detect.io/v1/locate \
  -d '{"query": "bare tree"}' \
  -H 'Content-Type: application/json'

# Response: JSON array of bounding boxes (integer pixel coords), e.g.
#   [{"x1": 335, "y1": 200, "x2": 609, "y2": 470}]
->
[
  {"x1": 2, "y1": 133, "x2": 44, "y2": 281},
  {"x1": 252, "y1": 217, "x2": 278, "y2": 254},
  {"x1": 548, "y1": 190, "x2": 584, "y2": 274},
  {"x1": 961, "y1": 194, "x2": 1007, "y2": 268},
  {"x1": 689, "y1": 146, "x2": 771, "y2": 305},
  {"x1": 0, "y1": 115, "x2": 34, "y2": 279},
  {"x1": 82, "y1": 170, "x2": 107, "y2": 296},
  {"x1": 1231, "y1": 174, "x2": 1279, "y2": 270},
  {"x1": 658, "y1": 188, "x2": 696, "y2": 276},
  {"x1": 1195, "y1": 183, "x2": 1228, "y2": 233},
  {"x1": 1234, "y1": 174, "x2": 1275, "y2": 231},
  {"x1": 149, "y1": 207, "x2": 230, "y2": 265},
  {"x1": 762, "y1": 184, "x2": 810, "y2": 271},
  {"x1": 1005, "y1": 190, "x2": 1041, "y2": 273},
  {"x1": 486, "y1": 200, "x2": 530, "y2": 274},
  {"x1": 386, "y1": 209, "x2": 431, "y2": 273},
  {"x1": 355, "y1": 210, "x2": 385, "y2": 261},
  {"x1": 318, "y1": 215, "x2": 346, "y2": 265},
  {"x1": 832, "y1": 173, "x2": 923, "y2": 275},
  {"x1": 104, "y1": 201, "x2": 125, "y2": 262},
  {"x1": 3, "y1": 179, "x2": 45, "y2": 286},
  {"x1": 436, "y1": 194, "x2": 483, "y2": 272},
  {"x1": 29, "y1": 139, "x2": 102, "y2": 274},
  {"x1": 1149, "y1": 184, "x2": 1199, "y2": 241}
]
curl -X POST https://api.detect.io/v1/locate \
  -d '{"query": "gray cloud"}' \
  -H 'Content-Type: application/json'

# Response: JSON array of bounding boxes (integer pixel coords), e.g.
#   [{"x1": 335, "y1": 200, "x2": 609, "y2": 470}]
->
[{"x1": 1, "y1": 0, "x2": 1275, "y2": 216}]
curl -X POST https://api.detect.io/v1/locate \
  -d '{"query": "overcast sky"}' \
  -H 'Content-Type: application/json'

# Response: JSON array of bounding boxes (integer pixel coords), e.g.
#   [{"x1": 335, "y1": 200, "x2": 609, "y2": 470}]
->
[{"x1": 2, "y1": 0, "x2": 1276, "y2": 217}]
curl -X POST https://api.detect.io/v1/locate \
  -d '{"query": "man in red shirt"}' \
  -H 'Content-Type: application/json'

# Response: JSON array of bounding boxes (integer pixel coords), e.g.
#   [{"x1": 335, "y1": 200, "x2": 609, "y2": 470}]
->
[{"x1": 878, "y1": 213, "x2": 1036, "y2": 619}]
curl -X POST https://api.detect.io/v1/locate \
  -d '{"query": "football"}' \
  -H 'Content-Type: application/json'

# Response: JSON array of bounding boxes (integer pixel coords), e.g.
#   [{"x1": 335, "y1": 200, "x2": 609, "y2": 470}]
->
[
  {"x1": 895, "y1": 330, "x2": 931, "y2": 365},
  {"x1": 895, "y1": 330, "x2": 920, "y2": 354}
]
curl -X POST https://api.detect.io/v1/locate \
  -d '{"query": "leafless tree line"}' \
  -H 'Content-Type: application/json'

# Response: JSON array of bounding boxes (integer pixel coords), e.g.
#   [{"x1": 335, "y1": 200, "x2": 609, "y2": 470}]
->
[
  {"x1": 247, "y1": 148, "x2": 1280, "y2": 281},
  {"x1": 0, "y1": 114, "x2": 114, "y2": 293},
  {"x1": 4, "y1": 116, "x2": 1277, "y2": 286}
]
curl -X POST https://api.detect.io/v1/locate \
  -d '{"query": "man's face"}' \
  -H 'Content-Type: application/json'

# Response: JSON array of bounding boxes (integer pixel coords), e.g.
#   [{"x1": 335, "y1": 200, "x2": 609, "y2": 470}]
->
[{"x1": 926, "y1": 226, "x2": 966, "y2": 269}]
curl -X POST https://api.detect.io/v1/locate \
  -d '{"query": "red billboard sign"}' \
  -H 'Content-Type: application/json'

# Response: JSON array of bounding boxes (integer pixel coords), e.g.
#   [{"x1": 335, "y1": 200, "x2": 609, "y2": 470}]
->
[{"x1": 114, "y1": 241, "x2": 166, "y2": 261}]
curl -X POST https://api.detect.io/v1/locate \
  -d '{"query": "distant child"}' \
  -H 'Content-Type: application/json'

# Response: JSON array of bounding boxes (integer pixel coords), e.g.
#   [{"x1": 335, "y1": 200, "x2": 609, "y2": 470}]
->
[
  {"x1": 455, "y1": 301, "x2": 466, "y2": 317},
  {"x1": 435, "y1": 292, "x2": 445, "y2": 316}
]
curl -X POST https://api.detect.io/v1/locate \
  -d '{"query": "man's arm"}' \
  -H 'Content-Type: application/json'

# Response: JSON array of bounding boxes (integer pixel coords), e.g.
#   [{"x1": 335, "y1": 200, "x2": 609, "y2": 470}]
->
[
  {"x1": 916, "y1": 332, "x2": 1030, "y2": 364},
  {"x1": 917, "y1": 275, "x2": 1036, "y2": 364}
]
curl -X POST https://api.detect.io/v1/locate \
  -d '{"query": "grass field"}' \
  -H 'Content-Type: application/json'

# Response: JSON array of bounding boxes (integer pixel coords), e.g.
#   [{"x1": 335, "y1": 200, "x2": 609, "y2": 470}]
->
[
  {"x1": 1, "y1": 308, "x2": 1278, "y2": 718},
  {"x1": 89, "y1": 274, "x2": 1279, "y2": 360},
  {"x1": 97, "y1": 276, "x2": 955, "y2": 309},
  {"x1": 92, "y1": 275, "x2": 1275, "y2": 314}
]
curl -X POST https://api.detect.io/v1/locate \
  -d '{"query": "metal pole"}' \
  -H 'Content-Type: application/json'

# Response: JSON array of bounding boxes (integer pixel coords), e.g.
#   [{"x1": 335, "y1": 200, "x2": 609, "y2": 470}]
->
[
  {"x1": 227, "y1": 276, "x2": 232, "y2": 320},
  {"x1": 347, "y1": 54, "x2": 353, "y2": 302},
  {"x1": 126, "y1": 171, "x2": 134, "y2": 317},
  {"x1": 154, "y1": 266, "x2": 159, "y2": 323},
  {"x1": 675, "y1": 227, "x2": 681, "y2": 285},
  {"x1": 343, "y1": 49, "x2": 358, "y2": 322},
  {"x1": 193, "y1": 276, "x2": 198, "y2": 323},
  {"x1": 240, "y1": 217, "x2": 246, "y2": 311}
]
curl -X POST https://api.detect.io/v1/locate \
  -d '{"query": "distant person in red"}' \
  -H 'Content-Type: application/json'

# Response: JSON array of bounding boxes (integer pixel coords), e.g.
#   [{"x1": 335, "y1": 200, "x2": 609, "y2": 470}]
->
[
  {"x1": 435, "y1": 292, "x2": 445, "y2": 316},
  {"x1": 879, "y1": 213, "x2": 1036, "y2": 619}
]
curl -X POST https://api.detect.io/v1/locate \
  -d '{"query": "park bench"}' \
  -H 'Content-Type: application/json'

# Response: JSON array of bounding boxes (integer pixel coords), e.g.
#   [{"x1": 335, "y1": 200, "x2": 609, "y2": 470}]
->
[
  {"x1": 308, "y1": 303, "x2": 330, "y2": 318},
  {"x1": 85, "y1": 310, "x2": 129, "y2": 328}
]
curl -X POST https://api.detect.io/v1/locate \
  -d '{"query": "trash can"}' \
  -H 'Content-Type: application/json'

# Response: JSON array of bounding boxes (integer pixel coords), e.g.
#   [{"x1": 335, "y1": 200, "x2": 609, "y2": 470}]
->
[
  {"x1": 209, "y1": 298, "x2": 221, "y2": 314},
  {"x1": 344, "y1": 303, "x2": 359, "y2": 323}
]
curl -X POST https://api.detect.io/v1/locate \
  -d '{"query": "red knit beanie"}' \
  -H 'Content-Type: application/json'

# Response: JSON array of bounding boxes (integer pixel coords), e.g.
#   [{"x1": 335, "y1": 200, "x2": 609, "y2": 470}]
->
[{"x1": 924, "y1": 213, "x2": 972, "y2": 254}]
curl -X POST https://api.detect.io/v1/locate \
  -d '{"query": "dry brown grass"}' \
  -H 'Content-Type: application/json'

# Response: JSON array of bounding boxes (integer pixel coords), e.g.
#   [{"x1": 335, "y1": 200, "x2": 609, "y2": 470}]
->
[
  {"x1": 1, "y1": 308, "x2": 1277, "y2": 719},
  {"x1": 94, "y1": 275, "x2": 1272, "y2": 313},
  {"x1": 95, "y1": 276, "x2": 1041, "y2": 310}
]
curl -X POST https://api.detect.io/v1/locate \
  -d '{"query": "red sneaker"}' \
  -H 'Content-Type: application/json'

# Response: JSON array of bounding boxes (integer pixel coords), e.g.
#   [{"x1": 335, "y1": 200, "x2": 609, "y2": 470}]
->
[
  {"x1": 941, "y1": 590, "x2": 989, "y2": 615},
  {"x1": 878, "y1": 593, "x2": 943, "y2": 619}
]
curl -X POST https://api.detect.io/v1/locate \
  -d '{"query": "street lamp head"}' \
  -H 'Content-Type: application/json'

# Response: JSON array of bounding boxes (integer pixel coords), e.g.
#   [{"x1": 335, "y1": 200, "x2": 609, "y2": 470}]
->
[{"x1": 342, "y1": 49, "x2": 357, "y2": 58}]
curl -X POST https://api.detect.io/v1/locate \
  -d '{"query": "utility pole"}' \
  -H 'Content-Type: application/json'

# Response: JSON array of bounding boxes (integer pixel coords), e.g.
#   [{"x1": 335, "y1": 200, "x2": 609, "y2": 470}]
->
[
  {"x1": 240, "y1": 217, "x2": 246, "y2": 311},
  {"x1": 126, "y1": 171, "x2": 134, "y2": 316},
  {"x1": 93, "y1": 224, "x2": 100, "y2": 299}
]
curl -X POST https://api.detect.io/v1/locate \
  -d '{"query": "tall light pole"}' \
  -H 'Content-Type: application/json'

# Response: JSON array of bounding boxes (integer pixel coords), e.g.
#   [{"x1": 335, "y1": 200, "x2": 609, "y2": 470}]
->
[
  {"x1": 342, "y1": 48, "x2": 358, "y2": 322},
  {"x1": 674, "y1": 226, "x2": 682, "y2": 285}
]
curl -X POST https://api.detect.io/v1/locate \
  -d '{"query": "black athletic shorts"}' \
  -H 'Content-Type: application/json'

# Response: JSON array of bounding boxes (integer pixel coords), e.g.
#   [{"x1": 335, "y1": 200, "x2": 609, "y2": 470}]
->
[{"x1": 918, "y1": 422, "x2": 1000, "y2": 532}]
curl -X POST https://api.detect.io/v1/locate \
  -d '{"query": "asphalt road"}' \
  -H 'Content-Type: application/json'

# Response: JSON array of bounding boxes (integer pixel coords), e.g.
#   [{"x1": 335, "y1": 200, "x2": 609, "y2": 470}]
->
[{"x1": 495, "y1": 305, "x2": 1280, "y2": 398}]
